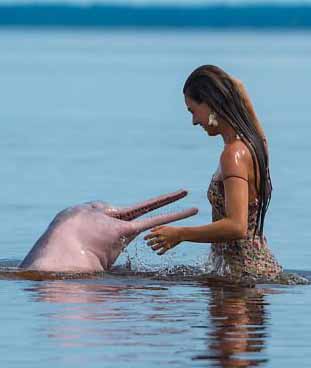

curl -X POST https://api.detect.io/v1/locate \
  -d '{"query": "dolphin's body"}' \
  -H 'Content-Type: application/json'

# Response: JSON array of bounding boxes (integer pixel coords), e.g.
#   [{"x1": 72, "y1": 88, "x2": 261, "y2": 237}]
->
[{"x1": 19, "y1": 190, "x2": 198, "y2": 272}]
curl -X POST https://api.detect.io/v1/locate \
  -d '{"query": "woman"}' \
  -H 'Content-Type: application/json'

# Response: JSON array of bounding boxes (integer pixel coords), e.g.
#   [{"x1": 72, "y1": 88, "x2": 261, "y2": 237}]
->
[{"x1": 145, "y1": 64, "x2": 282, "y2": 282}]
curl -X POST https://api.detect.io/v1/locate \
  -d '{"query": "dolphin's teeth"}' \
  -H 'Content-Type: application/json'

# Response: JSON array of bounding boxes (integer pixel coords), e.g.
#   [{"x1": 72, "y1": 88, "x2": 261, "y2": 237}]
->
[{"x1": 118, "y1": 190, "x2": 188, "y2": 221}]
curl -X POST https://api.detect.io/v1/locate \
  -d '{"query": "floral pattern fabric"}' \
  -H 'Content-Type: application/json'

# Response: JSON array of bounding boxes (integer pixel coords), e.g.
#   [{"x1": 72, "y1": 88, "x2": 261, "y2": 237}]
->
[{"x1": 206, "y1": 176, "x2": 282, "y2": 281}]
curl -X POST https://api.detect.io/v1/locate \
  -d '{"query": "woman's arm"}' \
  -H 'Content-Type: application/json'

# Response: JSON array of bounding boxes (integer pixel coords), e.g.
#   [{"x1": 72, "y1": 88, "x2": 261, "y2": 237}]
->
[
  {"x1": 179, "y1": 146, "x2": 249, "y2": 243},
  {"x1": 145, "y1": 144, "x2": 250, "y2": 254}
]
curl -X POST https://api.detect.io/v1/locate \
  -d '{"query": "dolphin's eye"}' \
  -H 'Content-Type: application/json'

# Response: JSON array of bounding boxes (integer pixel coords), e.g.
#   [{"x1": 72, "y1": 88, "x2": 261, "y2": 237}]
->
[{"x1": 106, "y1": 208, "x2": 117, "y2": 213}]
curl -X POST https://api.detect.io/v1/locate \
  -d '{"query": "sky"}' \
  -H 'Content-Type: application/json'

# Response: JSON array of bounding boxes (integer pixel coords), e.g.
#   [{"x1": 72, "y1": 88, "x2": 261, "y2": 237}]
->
[{"x1": 1, "y1": 0, "x2": 311, "y2": 5}]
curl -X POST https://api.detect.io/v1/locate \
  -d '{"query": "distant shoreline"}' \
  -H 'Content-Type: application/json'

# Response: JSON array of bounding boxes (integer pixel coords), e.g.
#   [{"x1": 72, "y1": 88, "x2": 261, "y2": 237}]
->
[{"x1": 1, "y1": 4, "x2": 311, "y2": 28}]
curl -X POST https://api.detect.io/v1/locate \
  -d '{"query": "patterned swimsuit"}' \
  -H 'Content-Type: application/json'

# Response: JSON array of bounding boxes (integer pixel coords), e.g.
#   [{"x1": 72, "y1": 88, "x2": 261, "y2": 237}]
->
[{"x1": 206, "y1": 175, "x2": 283, "y2": 281}]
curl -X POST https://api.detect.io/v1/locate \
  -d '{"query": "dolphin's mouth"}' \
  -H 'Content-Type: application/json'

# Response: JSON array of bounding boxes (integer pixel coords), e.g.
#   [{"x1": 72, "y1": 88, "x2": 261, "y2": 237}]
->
[{"x1": 113, "y1": 189, "x2": 188, "y2": 221}]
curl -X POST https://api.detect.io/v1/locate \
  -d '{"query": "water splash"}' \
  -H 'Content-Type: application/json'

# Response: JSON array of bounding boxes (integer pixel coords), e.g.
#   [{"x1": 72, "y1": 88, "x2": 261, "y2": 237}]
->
[{"x1": 203, "y1": 252, "x2": 231, "y2": 276}]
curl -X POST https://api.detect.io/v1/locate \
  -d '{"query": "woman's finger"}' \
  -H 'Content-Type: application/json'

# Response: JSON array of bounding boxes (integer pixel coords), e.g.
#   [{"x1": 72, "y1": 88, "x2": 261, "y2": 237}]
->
[
  {"x1": 151, "y1": 243, "x2": 164, "y2": 251},
  {"x1": 157, "y1": 247, "x2": 169, "y2": 255},
  {"x1": 146, "y1": 238, "x2": 165, "y2": 247},
  {"x1": 150, "y1": 226, "x2": 164, "y2": 233},
  {"x1": 144, "y1": 233, "x2": 159, "y2": 240}
]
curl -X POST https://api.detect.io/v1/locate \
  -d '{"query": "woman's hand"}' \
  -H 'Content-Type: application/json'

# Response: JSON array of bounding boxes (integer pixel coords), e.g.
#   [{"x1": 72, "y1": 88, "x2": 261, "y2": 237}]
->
[{"x1": 144, "y1": 226, "x2": 183, "y2": 255}]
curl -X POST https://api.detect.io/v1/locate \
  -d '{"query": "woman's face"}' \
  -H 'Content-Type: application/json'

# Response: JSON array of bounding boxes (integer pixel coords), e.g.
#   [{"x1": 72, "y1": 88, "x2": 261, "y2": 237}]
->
[{"x1": 184, "y1": 95, "x2": 219, "y2": 136}]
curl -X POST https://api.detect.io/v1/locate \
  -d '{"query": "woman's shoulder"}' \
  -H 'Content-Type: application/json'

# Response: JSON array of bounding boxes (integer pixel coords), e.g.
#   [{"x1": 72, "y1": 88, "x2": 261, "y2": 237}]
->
[
  {"x1": 220, "y1": 140, "x2": 251, "y2": 167},
  {"x1": 220, "y1": 140, "x2": 251, "y2": 180}
]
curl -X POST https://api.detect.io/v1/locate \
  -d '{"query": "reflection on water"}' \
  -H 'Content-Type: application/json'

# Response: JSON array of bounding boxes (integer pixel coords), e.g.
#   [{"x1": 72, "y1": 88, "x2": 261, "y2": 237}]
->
[
  {"x1": 22, "y1": 278, "x2": 276, "y2": 367},
  {"x1": 194, "y1": 285, "x2": 270, "y2": 367},
  {"x1": 24, "y1": 281, "x2": 164, "y2": 304}
]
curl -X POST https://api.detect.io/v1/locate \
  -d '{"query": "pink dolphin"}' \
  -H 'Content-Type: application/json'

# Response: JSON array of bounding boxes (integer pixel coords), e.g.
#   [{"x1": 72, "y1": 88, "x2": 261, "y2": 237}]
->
[{"x1": 19, "y1": 190, "x2": 198, "y2": 272}]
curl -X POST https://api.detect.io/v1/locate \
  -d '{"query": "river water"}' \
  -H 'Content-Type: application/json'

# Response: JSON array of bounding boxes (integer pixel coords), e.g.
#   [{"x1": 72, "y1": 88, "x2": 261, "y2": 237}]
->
[{"x1": 0, "y1": 29, "x2": 311, "y2": 367}]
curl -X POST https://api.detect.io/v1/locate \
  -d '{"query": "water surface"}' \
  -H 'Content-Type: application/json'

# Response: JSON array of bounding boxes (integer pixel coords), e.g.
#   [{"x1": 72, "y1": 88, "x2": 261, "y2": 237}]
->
[{"x1": 0, "y1": 30, "x2": 311, "y2": 367}]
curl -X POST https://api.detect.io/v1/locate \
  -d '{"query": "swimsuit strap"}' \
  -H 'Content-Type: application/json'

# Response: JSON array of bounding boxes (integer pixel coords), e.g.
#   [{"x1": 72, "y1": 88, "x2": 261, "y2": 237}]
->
[{"x1": 223, "y1": 175, "x2": 249, "y2": 183}]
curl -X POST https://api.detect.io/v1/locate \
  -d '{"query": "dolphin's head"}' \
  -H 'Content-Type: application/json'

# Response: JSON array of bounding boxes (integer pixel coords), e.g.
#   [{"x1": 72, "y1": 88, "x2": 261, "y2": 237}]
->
[
  {"x1": 52, "y1": 190, "x2": 198, "y2": 232},
  {"x1": 72, "y1": 190, "x2": 198, "y2": 266},
  {"x1": 19, "y1": 190, "x2": 199, "y2": 273}
]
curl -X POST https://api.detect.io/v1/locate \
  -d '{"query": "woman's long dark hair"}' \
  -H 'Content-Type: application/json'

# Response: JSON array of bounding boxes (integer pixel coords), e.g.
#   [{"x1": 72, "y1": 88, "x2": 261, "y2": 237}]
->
[{"x1": 183, "y1": 65, "x2": 272, "y2": 238}]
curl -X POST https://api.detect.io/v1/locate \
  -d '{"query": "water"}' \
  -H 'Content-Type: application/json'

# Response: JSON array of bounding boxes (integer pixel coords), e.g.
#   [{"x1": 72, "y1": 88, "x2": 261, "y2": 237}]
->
[
  {"x1": 4, "y1": 0, "x2": 311, "y2": 4},
  {"x1": 0, "y1": 29, "x2": 311, "y2": 366},
  {"x1": 2, "y1": 3, "x2": 311, "y2": 29}
]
